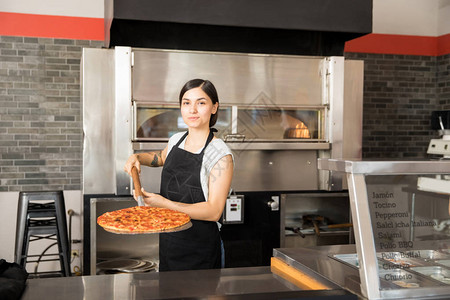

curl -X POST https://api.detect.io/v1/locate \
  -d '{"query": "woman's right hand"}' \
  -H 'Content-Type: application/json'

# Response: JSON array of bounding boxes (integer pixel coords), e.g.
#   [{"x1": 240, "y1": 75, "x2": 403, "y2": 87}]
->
[{"x1": 124, "y1": 154, "x2": 141, "y2": 175}]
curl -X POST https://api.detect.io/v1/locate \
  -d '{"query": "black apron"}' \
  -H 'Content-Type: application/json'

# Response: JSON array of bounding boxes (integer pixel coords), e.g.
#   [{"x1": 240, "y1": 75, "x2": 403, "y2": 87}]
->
[{"x1": 159, "y1": 130, "x2": 221, "y2": 272}]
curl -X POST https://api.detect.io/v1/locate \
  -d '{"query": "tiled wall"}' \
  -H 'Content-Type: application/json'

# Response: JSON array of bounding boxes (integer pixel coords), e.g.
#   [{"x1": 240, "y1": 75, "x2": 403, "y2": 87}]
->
[
  {"x1": 345, "y1": 52, "x2": 445, "y2": 159},
  {"x1": 0, "y1": 36, "x2": 103, "y2": 192},
  {"x1": 437, "y1": 54, "x2": 450, "y2": 109},
  {"x1": 1, "y1": 36, "x2": 449, "y2": 191}
]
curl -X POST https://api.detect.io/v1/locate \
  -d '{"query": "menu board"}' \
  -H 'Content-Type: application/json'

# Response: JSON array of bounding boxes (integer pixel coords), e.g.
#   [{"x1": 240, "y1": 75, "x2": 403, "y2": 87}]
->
[
  {"x1": 365, "y1": 175, "x2": 448, "y2": 289},
  {"x1": 369, "y1": 184, "x2": 413, "y2": 251}
]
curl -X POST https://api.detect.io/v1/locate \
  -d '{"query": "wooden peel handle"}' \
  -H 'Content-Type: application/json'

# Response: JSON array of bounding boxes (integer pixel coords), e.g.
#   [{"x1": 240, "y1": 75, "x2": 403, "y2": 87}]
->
[
  {"x1": 326, "y1": 223, "x2": 353, "y2": 229},
  {"x1": 131, "y1": 166, "x2": 143, "y2": 197}
]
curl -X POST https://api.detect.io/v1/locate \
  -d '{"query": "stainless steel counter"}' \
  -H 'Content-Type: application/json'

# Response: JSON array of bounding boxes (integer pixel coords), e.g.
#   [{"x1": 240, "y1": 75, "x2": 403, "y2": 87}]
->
[
  {"x1": 21, "y1": 266, "x2": 356, "y2": 300},
  {"x1": 317, "y1": 158, "x2": 450, "y2": 175}
]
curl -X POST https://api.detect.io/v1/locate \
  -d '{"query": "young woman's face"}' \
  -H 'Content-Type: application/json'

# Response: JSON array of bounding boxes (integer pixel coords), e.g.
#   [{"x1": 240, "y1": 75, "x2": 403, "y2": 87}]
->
[{"x1": 180, "y1": 87, "x2": 218, "y2": 130}]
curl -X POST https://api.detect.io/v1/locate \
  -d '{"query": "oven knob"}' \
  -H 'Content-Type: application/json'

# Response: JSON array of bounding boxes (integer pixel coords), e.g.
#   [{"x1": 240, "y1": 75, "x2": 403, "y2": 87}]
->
[{"x1": 267, "y1": 196, "x2": 279, "y2": 211}]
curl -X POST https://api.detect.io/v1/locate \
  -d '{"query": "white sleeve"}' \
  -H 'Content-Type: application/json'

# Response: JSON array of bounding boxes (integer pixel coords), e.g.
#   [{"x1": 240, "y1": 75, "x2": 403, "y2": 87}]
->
[
  {"x1": 200, "y1": 139, "x2": 234, "y2": 202},
  {"x1": 203, "y1": 139, "x2": 234, "y2": 174}
]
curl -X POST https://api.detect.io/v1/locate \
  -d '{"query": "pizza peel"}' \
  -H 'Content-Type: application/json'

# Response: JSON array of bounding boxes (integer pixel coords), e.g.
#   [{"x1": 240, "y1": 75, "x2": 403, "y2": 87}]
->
[{"x1": 131, "y1": 166, "x2": 145, "y2": 206}]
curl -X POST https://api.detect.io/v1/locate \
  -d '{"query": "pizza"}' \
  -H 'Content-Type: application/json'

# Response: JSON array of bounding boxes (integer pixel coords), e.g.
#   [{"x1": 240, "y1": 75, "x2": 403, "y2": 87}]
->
[{"x1": 97, "y1": 206, "x2": 191, "y2": 234}]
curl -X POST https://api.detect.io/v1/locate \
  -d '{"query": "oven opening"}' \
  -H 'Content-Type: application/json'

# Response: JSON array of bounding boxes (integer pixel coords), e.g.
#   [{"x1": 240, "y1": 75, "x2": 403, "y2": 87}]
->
[{"x1": 132, "y1": 102, "x2": 326, "y2": 143}]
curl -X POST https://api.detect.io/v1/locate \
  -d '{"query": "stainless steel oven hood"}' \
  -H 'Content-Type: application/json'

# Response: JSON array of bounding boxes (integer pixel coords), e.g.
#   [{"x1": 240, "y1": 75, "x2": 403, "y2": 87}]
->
[{"x1": 82, "y1": 47, "x2": 363, "y2": 195}]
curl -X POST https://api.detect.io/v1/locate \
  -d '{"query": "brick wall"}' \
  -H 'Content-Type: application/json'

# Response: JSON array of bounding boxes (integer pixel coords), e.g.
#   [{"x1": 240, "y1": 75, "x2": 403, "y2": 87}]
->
[
  {"x1": 345, "y1": 52, "x2": 445, "y2": 158},
  {"x1": 0, "y1": 36, "x2": 103, "y2": 192},
  {"x1": 437, "y1": 54, "x2": 450, "y2": 109}
]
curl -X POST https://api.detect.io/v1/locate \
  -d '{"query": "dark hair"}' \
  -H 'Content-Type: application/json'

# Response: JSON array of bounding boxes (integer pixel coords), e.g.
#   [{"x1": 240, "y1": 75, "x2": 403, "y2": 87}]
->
[{"x1": 179, "y1": 79, "x2": 219, "y2": 127}]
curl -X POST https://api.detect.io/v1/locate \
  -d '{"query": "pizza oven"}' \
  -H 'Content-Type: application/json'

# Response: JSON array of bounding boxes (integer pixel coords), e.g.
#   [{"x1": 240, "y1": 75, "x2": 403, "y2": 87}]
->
[{"x1": 81, "y1": 47, "x2": 363, "y2": 274}]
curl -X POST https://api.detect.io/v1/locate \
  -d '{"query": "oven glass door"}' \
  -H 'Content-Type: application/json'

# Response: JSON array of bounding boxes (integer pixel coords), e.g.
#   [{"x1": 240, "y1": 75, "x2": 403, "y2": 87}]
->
[
  {"x1": 233, "y1": 106, "x2": 325, "y2": 142},
  {"x1": 133, "y1": 102, "x2": 232, "y2": 141},
  {"x1": 133, "y1": 102, "x2": 325, "y2": 142}
]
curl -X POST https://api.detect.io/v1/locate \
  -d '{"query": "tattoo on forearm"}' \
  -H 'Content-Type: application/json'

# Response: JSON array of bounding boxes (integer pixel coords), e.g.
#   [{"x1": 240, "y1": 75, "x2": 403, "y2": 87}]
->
[{"x1": 151, "y1": 154, "x2": 160, "y2": 166}]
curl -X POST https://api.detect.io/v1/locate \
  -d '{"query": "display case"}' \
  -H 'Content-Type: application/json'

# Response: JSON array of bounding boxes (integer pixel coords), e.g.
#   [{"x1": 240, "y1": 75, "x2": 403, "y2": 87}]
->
[{"x1": 316, "y1": 159, "x2": 450, "y2": 299}]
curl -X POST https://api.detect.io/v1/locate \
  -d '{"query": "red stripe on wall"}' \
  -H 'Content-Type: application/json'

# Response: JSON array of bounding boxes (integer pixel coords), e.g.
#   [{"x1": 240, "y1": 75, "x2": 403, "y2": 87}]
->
[
  {"x1": 345, "y1": 33, "x2": 450, "y2": 56},
  {"x1": 437, "y1": 33, "x2": 450, "y2": 56},
  {"x1": 0, "y1": 12, "x2": 104, "y2": 41}
]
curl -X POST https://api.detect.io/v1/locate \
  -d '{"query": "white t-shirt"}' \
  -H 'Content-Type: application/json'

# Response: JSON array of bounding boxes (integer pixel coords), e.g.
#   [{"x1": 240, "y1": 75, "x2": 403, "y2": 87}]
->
[{"x1": 166, "y1": 132, "x2": 234, "y2": 202}]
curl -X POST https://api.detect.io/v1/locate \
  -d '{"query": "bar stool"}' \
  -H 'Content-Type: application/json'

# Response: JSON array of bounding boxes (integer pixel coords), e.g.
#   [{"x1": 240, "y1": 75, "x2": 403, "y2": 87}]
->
[{"x1": 14, "y1": 191, "x2": 71, "y2": 277}]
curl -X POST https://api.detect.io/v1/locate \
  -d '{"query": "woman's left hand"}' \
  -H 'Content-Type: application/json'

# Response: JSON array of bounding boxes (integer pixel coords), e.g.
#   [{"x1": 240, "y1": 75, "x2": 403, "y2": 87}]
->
[{"x1": 141, "y1": 188, "x2": 166, "y2": 207}]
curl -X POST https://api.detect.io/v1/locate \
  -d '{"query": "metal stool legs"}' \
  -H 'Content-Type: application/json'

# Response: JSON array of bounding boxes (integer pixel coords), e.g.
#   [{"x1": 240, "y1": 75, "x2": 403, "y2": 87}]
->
[{"x1": 14, "y1": 191, "x2": 71, "y2": 277}]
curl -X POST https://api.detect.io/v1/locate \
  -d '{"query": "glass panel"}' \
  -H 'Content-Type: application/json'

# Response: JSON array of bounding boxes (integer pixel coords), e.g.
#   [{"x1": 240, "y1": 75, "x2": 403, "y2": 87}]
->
[
  {"x1": 236, "y1": 107, "x2": 324, "y2": 141},
  {"x1": 134, "y1": 104, "x2": 232, "y2": 140},
  {"x1": 366, "y1": 174, "x2": 450, "y2": 291}
]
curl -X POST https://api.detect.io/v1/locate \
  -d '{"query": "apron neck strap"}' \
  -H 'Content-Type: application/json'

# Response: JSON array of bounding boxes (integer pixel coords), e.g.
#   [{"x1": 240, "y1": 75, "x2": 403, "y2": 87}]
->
[
  {"x1": 200, "y1": 129, "x2": 215, "y2": 154},
  {"x1": 175, "y1": 129, "x2": 215, "y2": 153}
]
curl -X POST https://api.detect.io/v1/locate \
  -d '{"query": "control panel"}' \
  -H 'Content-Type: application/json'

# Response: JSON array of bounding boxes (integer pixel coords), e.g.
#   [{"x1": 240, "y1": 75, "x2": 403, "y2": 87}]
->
[{"x1": 223, "y1": 195, "x2": 244, "y2": 224}]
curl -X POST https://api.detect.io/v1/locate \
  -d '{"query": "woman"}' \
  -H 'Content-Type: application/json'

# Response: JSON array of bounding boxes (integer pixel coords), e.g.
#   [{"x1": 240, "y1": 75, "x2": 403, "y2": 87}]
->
[{"x1": 124, "y1": 79, "x2": 234, "y2": 271}]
